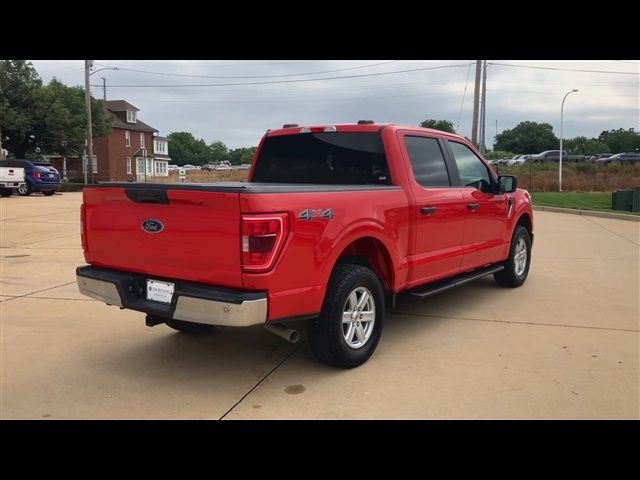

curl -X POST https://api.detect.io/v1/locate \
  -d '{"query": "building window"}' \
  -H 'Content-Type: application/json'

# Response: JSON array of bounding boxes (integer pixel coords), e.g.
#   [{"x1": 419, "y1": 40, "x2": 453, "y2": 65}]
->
[
  {"x1": 126, "y1": 157, "x2": 132, "y2": 174},
  {"x1": 127, "y1": 110, "x2": 137, "y2": 123},
  {"x1": 155, "y1": 161, "x2": 167, "y2": 175},
  {"x1": 140, "y1": 132, "x2": 145, "y2": 149},
  {"x1": 125, "y1": 130, "x2": 131, "y2": 147}
]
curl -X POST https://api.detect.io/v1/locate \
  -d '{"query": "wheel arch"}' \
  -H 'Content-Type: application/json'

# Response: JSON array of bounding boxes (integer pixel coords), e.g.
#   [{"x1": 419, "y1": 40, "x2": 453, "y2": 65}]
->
[
  {"x1": 515, "y1": 212, "x2": 533, "y2": 244},
  {"x1": 323, "y1": 230, "x2": 399, "y2": 295}
]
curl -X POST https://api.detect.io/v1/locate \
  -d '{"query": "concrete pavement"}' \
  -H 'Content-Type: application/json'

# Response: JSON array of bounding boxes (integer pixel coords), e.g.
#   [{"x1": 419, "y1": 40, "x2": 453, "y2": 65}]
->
[{"x1": 1, "y1": 192, "x2": 638, "y2": 419}]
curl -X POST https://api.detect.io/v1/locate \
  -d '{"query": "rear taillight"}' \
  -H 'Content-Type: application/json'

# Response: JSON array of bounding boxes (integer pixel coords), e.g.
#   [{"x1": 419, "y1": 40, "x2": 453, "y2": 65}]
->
[
  {"x1": 241, "y1": 213, "x2": 289, "y2": 272},
  {"x1": 32, "y1": 171, "x2": 41, "y2": 179},
  {"x1": 80, "y1": 203, "x2": 88, "y2": 251}
]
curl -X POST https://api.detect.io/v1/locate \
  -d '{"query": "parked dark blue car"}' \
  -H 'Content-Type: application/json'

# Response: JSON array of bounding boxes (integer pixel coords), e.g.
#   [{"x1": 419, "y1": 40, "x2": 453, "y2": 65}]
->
[{"x1": 0, "y1": 159, "x2": 61, "y2": 196}]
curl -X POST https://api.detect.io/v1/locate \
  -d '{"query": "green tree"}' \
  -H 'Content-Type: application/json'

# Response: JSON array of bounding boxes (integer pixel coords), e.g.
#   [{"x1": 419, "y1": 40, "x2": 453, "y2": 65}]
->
[
  {"x1": 240, "y1": 146, "x2": 256, "y2": 164},
  {"x1": 494, "y1": 121, "x2": 559, "y2": 154},
  {"x1": 563, "y1": 136, "x2": 610, "y2": 156},
  {"x1": 597, "y1": 128, "x2": 640, "y2": 153},
  {"x1": 209, "y1": 140, "x2": 229, "y2": 163},
  {"x1": 228, "y1": 146, "x2": 257, "y2": 165},
  {"x1": 0, "y1": 60, "x2": 42, "y2": 158},
  {"x1": 419, "y1": 119, "x2": 456, "y2": 133},
  {"x1": 34, "y1": 79, "x2": 111, "y2": 158},
  {"x1": 167, "y1": 132, "x2": 194, "y2": 165},
  {"x1": 167, "y1": 132, "x2": 211, "y2": 166}
]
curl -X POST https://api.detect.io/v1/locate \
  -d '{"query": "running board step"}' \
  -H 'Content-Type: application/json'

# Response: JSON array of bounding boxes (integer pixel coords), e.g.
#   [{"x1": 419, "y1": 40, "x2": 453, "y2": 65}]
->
[{"x1": 409, "y1": 264, "x2": 504, "y2": 298}]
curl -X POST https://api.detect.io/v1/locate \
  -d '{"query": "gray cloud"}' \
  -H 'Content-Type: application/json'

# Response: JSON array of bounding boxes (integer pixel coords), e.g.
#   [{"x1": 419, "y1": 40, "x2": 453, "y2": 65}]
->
[{"x1": 30, "y1": 60, "x2": 639, "y2": 148}]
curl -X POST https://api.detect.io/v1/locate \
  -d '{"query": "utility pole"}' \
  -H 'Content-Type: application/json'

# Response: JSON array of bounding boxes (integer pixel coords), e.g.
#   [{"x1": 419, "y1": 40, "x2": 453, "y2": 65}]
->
[
  {"x1": 479, "y1": 60, "x2": 487, "y2": 153},
  {"x1": 0, "y1": 125, "x2": 4, "y2": 160},
  {"x1": 471, "y1": 60, "x2": 482, "y2": 147},
  {"x1": 84, "y1": 60, "x2": 94, "y2": 184},
  {"x1": 101, "y1": 77, "x2": 107, "y2": 101}
]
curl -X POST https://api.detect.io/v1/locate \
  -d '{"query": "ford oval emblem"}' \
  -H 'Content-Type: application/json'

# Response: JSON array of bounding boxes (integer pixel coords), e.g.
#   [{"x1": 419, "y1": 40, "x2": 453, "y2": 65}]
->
[{"x1": 141, "y1": 219, "x2": 164, "y2": 233}]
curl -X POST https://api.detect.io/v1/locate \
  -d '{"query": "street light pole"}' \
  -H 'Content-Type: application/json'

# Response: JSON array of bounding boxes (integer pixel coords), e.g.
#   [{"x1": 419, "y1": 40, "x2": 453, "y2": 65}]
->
[
  {"x1": 84, "y1": 64, "x2": 119, "y2": 184},
  {"x1": 84, "y1": 60, "x2": 93, "y2": 184},
  {"x1": 559, "y1": 89, "x2": 578, "y2": 192}
]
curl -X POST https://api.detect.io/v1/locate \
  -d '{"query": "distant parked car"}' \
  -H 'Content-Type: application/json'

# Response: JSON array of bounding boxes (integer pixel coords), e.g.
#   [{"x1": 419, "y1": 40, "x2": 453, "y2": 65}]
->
[
  {"x1": 605, "y1": 152, "x2": 640, "y2": 164},
  {"x1": 530, "y1": 150, "x2": 585, "y2": 163},
  {"x1": 0, "y1": 159, "x2": 61, "y2": 196},
  {"x1": 588, "y1": 153, "x2": 613, "y2": 163},
  {"x1": 239, "y1": 164, "x2": 251, "y2": 170},
  {"x1": 506, "y1": 155, "x2": 531, "y2": 166},
  {"x1": 0, "y1": 163, "x2": 26, "y2": 197}
]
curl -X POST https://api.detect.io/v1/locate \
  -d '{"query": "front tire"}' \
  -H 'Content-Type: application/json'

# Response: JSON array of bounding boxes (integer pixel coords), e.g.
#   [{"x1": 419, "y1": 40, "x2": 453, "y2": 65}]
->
[
  {"x1": 307, "y1": 263, "x2": 384, "y2": 368},
  {"x1": 0, "y1": 189, "x2": 12, "y2": 197},
  {"x1": 165, "y1": 319, "x2": 214, "y2": 334},
  {"x1": 494, "y1": 225, "x2": 531, "y2": 287}
]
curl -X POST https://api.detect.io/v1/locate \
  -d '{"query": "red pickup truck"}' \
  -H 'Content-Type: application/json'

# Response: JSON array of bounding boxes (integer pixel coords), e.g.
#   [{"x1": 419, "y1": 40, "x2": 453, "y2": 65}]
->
[{"x1": 77, "y1": 122, "x2": 533, "y2": 368}]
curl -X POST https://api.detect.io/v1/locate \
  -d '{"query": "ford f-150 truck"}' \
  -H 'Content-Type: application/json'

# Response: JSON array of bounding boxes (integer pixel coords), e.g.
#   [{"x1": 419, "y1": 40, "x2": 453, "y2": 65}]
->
[{"x1": 76, "y1": 122, "x2": 534, "y2": 368}]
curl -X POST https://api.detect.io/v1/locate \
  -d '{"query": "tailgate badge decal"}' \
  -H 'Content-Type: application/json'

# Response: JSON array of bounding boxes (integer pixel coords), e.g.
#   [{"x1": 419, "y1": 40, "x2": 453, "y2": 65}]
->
[
  {"x1": 141, "y1": 219, "x2": 164, "y2": 233},
  {"x1": 298, "y1": 209, "x2": 334, "y2": 221}
]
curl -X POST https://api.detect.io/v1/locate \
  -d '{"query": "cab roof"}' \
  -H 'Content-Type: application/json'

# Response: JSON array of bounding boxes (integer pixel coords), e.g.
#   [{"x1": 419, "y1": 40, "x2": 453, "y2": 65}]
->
[{"x1": 265, "y1": 122, "x2": 466, "y2": 142}]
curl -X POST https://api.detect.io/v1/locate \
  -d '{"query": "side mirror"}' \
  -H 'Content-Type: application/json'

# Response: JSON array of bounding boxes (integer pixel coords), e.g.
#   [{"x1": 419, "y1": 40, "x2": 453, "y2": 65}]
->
[{"x1": 498, "y1": 175, "x2": 517, "y2": 193}]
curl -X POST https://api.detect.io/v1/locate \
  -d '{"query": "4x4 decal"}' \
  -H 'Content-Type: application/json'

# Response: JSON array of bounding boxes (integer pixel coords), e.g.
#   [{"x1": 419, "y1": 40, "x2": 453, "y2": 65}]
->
[{"x1": 298, "y1": 208, "x2": 334, "y2": 221}]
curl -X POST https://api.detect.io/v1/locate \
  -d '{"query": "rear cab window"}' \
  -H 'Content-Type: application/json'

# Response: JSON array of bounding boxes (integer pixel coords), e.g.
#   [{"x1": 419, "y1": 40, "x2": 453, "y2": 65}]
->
[{"x1": 252, "y1": 132, "x2": 390, "y2": 185}]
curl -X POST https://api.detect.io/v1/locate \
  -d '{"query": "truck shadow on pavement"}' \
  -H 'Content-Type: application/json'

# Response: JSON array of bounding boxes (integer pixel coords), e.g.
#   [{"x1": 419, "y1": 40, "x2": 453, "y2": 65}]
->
[
  {"x1": 93, "y1": 325, "x2": 298, "y2": 381},
  {"x1": 93, "y1": 276, "x2": 511, "y2": 380}
]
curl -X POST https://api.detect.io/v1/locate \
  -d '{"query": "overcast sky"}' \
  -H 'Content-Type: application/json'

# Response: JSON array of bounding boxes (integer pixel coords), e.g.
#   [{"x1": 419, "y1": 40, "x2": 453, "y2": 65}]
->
[{"x1": 29, "y1": 60, "x2": 639, "y2": 149}]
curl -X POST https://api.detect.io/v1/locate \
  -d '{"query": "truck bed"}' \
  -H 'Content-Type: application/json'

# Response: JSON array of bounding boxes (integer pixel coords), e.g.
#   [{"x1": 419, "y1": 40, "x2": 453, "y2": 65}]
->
[{"x1": 86, "y1": 182, "x2": 401, "y2": 193}]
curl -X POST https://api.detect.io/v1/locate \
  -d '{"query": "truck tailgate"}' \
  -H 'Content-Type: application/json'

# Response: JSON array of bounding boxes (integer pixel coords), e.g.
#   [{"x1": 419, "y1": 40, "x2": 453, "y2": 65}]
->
[{"x1": 83, "y1": 186, "x2": 243, "y2": 288}]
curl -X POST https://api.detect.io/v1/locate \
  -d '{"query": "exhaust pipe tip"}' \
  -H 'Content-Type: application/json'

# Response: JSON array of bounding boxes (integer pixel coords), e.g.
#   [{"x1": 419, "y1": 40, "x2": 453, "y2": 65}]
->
[
  {"x1": 264, "y1": 323, "x2": 300, "y2": 344},
  {"x1": 289, "y1": 330, "x2": 301, "y2": 343}
]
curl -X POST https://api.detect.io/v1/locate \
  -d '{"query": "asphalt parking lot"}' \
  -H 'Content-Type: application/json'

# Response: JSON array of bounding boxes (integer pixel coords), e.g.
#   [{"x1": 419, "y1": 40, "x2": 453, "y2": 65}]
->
[{"x1": 1, "y1": 192, "x2": 638, "y2": 419}]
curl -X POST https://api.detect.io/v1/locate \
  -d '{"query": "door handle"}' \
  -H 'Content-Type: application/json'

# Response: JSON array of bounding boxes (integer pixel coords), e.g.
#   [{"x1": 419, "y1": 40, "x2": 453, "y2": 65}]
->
[
  {"x1": 420, "y1": 206, "x2": 437, "y2": 215},
  {"x1": 467, "y1": 203, "x2": 480, "y2": 212}
]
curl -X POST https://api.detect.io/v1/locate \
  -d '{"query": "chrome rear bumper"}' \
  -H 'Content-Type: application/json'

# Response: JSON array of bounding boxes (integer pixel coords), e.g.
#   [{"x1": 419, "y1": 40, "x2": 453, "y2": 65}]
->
[{"x1": 76, "y1": 266, "x2": 267, "y2": 327}]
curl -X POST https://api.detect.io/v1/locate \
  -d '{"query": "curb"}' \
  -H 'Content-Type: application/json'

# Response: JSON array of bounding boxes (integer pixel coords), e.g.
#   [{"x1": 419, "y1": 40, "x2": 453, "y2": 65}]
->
[{"x1": 533, "y1": 205, "x2": 640, "y2": 222}]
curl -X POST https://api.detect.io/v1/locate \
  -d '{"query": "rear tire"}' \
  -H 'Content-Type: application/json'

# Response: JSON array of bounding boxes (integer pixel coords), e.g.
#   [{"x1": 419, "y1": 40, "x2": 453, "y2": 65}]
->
[
  {"x1": 0, "y1": 189, "x2": 12, "y2": 197},
  {"x1": 307, "y1": 263, "x2": 384, "y2": 368},
  {"x1": 494, "y1": 225, "x2": 531, "y2": 287},
  {"x1": 17, "y1": 184, "x2": 31, "y2": 196},
  {"x1": 165, "y1": 319, "x2": 214, "y2": 334},
  {"x1": 43, "y1": 190, "x2": 55, "y2": 196}
]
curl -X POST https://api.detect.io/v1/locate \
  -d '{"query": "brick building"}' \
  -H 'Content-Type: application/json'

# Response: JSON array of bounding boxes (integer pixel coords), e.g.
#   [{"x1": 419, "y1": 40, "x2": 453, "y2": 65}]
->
[
  {"x1": 93, "y1": 100, "x2": 171, "y2": 182},
  {"x1": 50, "y1": 100, "x2": 171, "y2": 182}
]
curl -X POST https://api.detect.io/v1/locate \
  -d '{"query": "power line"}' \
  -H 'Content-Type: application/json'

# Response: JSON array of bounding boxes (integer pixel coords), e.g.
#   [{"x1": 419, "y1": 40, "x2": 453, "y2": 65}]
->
[
  {"x1": 456, "y1": 62, "x2": 472, "y2": 132},
  {"x1": 129, "y1": 90, "x2": 638, "y2": 104},
  {"x1": 126, "y1": 91, "x2": 466, "y2": 104},
  {"x1": 90, "y1": 63, "x2": 472, "y2": 88},
  {"x1": 95, "y1": 60, "x2": 323, "y2": 68},
  {"x1": 488, "y1": 62, "x2": 639, "y2": 75},
  {"x1": 93, "y1": 60, "x2": 400, "y2": 79}
]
